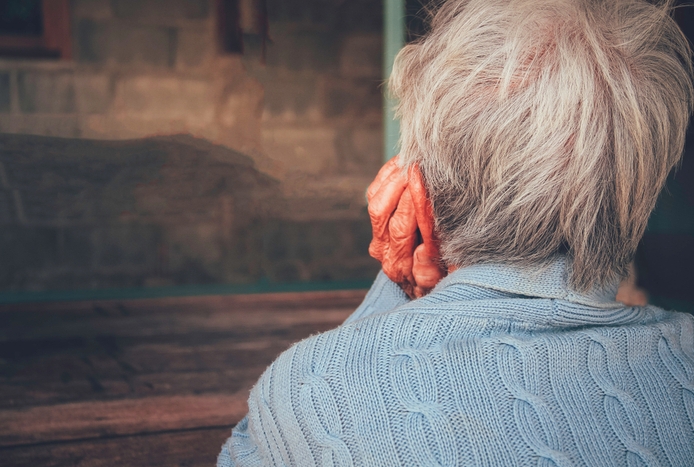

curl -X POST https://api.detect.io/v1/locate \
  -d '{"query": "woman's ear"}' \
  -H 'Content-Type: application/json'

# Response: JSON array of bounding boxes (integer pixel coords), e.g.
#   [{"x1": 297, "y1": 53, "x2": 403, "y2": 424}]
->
[{"x1": 408, "y1": 164, "x2": 446, "y2": 294}]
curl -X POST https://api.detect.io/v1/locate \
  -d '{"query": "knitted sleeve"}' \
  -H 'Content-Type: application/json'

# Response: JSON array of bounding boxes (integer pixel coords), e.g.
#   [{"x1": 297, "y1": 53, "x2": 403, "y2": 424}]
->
[
  {"x1": 217, "y1": 271, "x2": 408, "y2": 467},
  {"x1": 218, "y1": 330, "x2": 360, "y2": 466},
  {"x1": 343, "y1": 270, "x2": 410, "y2": 324}
]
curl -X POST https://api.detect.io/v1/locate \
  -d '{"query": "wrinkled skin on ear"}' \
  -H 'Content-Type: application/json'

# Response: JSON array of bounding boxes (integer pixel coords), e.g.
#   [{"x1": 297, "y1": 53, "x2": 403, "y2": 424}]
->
[{"x1": 367, "y1": 157, "x2": 447, "y2": 299}]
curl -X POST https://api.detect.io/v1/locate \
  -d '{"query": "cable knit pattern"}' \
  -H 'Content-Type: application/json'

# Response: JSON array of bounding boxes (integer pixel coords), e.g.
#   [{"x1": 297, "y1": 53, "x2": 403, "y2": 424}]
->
[
  {"x1": 585, "y1": 330, "x2": 659, "y2": 466},
  {"x1": 389, "y1": 316, "x2": 458, "y2": 467},
  {"x1": 497, "y1": 337, "x2": 572, "y2": 467},
  {"x1": 298, "y1": 333, "x2": 354, "y2": 467},
  {"x1": 218, "y1": 259, "x2": 694, "y2": 466},
  {"x1": 657, "y1": 321, "x2": 694, "y2": 430}
]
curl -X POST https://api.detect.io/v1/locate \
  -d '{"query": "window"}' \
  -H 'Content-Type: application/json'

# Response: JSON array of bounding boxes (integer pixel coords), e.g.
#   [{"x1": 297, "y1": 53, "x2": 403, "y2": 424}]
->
[
  {"x1": 217, "y1": 0, "x2": 268, "y2": 57},
  {"x1": 0, "y1": 0, "x2": 71, "y2": 59}
]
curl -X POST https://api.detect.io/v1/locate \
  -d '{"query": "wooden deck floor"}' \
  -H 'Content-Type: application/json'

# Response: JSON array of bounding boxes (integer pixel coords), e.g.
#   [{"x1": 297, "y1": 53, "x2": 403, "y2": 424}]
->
[{"x1": 0, "y1": 290, "x2": 365, "y2": 466}]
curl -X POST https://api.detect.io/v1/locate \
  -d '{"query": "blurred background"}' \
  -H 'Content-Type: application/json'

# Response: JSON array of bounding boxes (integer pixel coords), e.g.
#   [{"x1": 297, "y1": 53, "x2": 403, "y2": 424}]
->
[
  {"x1": 0, "y1": 3, "x2": 692, "y2": 465},
  {"x1": 0, "y1": 0, "x2": 691, "y2": 312},
  {"x1": 0, "y1": 0, "x2": 392, "y2": 301}
]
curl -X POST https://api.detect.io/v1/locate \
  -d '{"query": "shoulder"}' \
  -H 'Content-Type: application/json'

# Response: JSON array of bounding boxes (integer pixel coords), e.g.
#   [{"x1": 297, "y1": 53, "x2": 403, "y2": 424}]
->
[
  {"x1": 243, "y1": 303, "x2": 694, "y2": 466},
  {"x1": 245, "y1": 308, "x2": 460, "y2": 466}
]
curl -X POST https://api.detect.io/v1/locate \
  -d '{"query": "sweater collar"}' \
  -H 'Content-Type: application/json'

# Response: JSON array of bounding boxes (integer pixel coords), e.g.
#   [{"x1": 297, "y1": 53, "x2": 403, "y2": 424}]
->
[{"x1": 436, "y1": 256, "x2": 620, "y2": 308}]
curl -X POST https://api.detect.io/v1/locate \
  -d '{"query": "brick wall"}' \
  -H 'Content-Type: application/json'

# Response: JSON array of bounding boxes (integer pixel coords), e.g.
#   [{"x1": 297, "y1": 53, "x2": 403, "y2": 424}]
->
[
  {"x1": 0, "y1": 0, "x2": 384, "y2": 221},
  {"x1": 0, "y1": 0, "x2": 385, "y2": 292},
  {"x1": 0, "y1": 134, "x2": 379, "y2": 291}
]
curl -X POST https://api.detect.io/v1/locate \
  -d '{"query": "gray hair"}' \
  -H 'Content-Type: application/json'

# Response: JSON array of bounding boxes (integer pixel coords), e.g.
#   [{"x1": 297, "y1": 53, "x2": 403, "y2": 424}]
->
[{"x1": 390, "y1": 0, "x2": 693, "y2": 290}]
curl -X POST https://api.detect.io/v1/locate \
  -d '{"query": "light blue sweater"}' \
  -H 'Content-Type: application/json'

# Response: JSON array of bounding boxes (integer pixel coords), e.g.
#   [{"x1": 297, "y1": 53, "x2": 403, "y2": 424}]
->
[{"x1": 218, "y1": 258, "x2": 694, "y2": 466}]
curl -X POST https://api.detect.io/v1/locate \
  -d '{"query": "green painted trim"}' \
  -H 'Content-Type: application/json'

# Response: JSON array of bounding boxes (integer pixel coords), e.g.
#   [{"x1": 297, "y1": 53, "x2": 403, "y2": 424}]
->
[
  {"x1": 0, "y1": 279, "x2": 374, "y2": 305},
  {"x1": 383, "y1": 0, "x2": 406, "y2": 161}
]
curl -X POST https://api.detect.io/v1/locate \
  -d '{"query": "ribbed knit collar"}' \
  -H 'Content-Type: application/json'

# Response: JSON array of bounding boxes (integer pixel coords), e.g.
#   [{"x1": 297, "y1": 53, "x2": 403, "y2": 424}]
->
[
  {"x1": 397, "y1": 258, "x2": 664, "y2": 329},
  {"x1": 437, "y1": 256, "x2": 619, "y2": 308}
]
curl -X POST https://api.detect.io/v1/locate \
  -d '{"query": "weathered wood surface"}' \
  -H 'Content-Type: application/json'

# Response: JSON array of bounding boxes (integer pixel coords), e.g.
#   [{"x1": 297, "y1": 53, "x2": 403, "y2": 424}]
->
[
  {"x1": 0, "y1": 394, "x2": 247, "y2": 447},
  {"x1": 0, "y1": 290, "x2": 365, "y2": 465},
  {"x1": 2, "y1": 427, "x2": 232, "y2": 467}
]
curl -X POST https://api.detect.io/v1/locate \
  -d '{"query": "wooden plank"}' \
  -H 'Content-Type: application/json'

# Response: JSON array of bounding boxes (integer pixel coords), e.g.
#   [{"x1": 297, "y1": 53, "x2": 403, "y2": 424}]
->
[
  {"x1": 0, "y1": 306, "x2": 353, "y2": 340},
  {"x1": 0, "y1": 290, "x2": 362, "y2": 409},
  {"x1": 1, "y1": 368, "x2": 266, "y2": 410},
  {"x1": 0, "y1": 289, "x2": 367, "y2": 315},
  {"x1": 0, "y1": 289, "x2": 366, "y2": 455},
  {"x1": 0, "y1": 426, "x2": 231, "y2": 467},
  {"x1": 0, "y1": 290, "x2": 365, "y2": 341},
  {"x1": 0, "y1": 394, "x2": 245, "y2": 448},
  {"x1": 0, "y1": 319, "x2": 349, "y2": 409}
]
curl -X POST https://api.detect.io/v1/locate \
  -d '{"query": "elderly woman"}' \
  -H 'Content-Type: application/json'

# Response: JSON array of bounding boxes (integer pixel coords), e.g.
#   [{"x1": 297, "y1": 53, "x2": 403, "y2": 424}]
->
[{"x1": 218, "y1": 0, "x2": 694, "y2": 465}]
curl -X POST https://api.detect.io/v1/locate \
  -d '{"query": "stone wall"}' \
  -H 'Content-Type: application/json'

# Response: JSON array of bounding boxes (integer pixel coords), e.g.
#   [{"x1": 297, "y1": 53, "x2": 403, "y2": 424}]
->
[
  {"x1": 0, "y1": 0, "x2": 384, "y2": 221},
  {"x1": 0, "y1": 134, "x2": 379, "y2": 292},
  {"x1": 0, "y1": 0, "x2": 385, "y2": 293}
]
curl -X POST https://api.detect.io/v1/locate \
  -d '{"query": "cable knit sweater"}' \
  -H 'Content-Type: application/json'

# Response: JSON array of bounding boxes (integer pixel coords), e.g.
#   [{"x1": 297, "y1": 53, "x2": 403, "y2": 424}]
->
[{"x1": 217, "y1": 258, "x2": 694, "y2": 466}]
